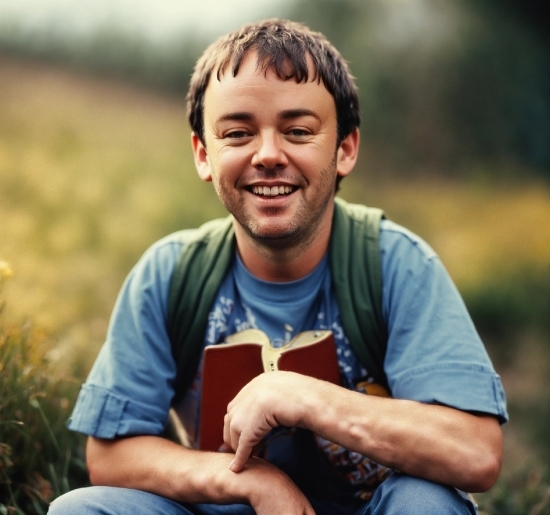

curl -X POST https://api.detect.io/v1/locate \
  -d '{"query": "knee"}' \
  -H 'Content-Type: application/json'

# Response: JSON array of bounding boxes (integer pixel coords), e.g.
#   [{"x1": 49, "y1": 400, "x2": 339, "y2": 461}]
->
[
  {"x1": 48, "y1": 486, "x2": 196, "y2": 515},
  {"x1": 48, "y1": 488, "x2": 100, "y2": 515},
  {"x1": 366, "y1": 473, "x2": 477, "y2": 515}
]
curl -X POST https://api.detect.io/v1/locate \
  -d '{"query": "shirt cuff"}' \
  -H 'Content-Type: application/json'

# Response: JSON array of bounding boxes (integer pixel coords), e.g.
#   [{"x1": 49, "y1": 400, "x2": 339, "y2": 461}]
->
[
  {"x1": 390, "y1": 362, "x2": 508, "y2": 423},
  {"x1": 67, "y1": 383, "x2": 168, "y2": 438}
]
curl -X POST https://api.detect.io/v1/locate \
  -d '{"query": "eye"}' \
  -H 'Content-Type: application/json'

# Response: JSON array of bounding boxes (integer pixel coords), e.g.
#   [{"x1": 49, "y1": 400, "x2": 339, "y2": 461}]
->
[
  {"x1": 226, "y1": 130, "x2": 250, "y2": 139},
  {"x1": 287, "y1": 129, "x2": 309, "y2": 137}
]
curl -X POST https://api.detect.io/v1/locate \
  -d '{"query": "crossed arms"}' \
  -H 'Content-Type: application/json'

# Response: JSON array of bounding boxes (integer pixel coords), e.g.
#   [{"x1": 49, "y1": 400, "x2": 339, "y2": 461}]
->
[{"x1": 87, "y1": 371, "x2": 503, "y2": 515}]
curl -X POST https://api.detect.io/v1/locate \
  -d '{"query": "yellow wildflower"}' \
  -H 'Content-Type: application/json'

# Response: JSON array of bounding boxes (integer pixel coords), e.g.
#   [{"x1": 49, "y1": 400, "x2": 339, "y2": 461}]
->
[{"x1": 0, "y1": 260, "x2": 14, "y2": 284}]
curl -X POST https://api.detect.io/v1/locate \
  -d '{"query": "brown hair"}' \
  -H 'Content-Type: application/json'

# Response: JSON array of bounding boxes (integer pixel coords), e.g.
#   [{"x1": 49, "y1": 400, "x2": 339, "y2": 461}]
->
[{"x1": 186, "y1": 19, "x2": 360, "y2": 147}]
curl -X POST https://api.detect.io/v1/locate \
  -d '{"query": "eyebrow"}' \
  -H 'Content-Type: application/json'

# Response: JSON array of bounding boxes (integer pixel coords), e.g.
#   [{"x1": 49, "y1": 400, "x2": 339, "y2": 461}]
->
[
  {"x1": 216, "y1": 112, "x2": 254, "y2": 123},
  {"x1": 279, "y1": 109, "x2": 321, "y2": 123},
  {"x1": 215, "y1": 109, "x2": 321, "y2": 125}
]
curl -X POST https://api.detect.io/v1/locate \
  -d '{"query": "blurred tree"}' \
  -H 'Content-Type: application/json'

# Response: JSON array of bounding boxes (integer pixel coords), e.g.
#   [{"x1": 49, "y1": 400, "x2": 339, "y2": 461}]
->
[
  {"x1": 496, "y1": 0, "x2": 549, "y2": 42},
  {"x1": 289, "y1": 0, "x2": 549, "y2": 179}
]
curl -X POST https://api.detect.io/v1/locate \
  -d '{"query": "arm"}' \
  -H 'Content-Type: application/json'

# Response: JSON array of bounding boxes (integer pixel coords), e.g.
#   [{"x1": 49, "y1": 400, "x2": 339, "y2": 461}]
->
[
  {"x1": 74, "y1": 240, "x2": 315, "y2": 514},
  {"x1": 86, "y1": 434, "x2": 315, "y2": 515},
  {"x1": 224, "y1": 371, "x2": 503, "y2": 493}
]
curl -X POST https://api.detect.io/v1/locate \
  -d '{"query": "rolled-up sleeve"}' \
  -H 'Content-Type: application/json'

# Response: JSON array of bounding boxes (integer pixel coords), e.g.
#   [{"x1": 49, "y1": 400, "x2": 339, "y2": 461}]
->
[
  {"x1": 68, "y1": 233, "x2": 187, "y2": 438},
  {"x1": 380, "y1": 221, "x2": 508, "y2": 423},
  {"x1": 391, "y1": 363, "x2": 507, "y2": 420}
]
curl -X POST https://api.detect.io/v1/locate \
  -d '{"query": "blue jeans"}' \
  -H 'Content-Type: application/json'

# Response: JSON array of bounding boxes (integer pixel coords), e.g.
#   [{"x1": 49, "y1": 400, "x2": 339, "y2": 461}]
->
[{"x1": 48, "y1": 473, "x2": 478, "y2": 515}]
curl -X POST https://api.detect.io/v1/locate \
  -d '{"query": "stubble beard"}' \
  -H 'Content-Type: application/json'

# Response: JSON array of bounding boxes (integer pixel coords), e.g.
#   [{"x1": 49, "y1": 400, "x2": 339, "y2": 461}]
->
[{"x1": 213, "y1": 157, "x2": 338, "y2": 254}]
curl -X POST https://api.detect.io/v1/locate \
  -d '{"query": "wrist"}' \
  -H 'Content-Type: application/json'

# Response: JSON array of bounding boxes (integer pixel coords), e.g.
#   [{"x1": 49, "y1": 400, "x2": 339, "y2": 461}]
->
[
  {"x1": 242, "y1": 458, "x2": 299, "y2": 507},
  {"x1": 183, "y1": 453, "x2": 282, "y2": 505},
  {"x1": 296, "y1": 374, "x2": 335, "y2": 432},
  {"x1": 183, "y1": 452, "x2": 246, "y2": 503}
]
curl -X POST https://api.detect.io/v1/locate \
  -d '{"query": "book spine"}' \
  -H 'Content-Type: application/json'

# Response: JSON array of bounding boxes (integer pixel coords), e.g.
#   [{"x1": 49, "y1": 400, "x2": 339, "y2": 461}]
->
[{"x1": 261, "y1": 344, "x2": 281, "y2": 372}]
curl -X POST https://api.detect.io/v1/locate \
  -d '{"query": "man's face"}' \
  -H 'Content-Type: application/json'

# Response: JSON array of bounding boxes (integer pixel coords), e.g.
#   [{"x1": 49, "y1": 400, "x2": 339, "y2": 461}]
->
[{"x1": 192, "y1": 51, "x2": 357, "y2": 250}]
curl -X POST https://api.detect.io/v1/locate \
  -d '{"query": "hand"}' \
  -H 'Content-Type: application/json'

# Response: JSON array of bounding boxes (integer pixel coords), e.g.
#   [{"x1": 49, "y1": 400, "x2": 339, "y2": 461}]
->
[
  {"x1": 223, "y1": 371, "x2": 316, "y2": 472},
  {"x1": 244, "y1": 458, "x2": 316, "y2": 515}
]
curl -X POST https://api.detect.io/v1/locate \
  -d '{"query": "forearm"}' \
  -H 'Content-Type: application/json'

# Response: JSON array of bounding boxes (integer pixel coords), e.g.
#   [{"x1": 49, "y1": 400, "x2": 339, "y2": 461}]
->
[
  {"x1": 301, "y1": 379, "x2": 503, "y2": 492},
  {"x1": 225, "y1": 372, "x2": 503, "y2": 492},
  {"x1": 86, "y1": 435, "x2": 315, "y2": 514},
  {"x1": 87, "y1": 435, "x2": 247, "y2": 503}
]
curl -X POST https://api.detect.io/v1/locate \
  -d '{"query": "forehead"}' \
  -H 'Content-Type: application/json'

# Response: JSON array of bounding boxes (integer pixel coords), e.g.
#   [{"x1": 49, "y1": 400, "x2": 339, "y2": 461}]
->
[{"x1": 203, "y1": 51, "x2": 336, "y2": 122}]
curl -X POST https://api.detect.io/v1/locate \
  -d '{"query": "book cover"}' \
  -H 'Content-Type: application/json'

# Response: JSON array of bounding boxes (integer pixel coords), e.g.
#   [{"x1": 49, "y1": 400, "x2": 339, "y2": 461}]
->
[{"x1": 199, "y1": 329, "x2": 341, "y2": 451}]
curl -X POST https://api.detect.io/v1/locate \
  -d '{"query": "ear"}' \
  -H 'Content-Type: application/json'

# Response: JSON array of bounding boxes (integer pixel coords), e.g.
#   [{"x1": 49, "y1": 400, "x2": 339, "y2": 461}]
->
[
  {"x1": 191, "y1": 132, "x2": 212, "y2": 182},
  {"x1": 335, "y1": 129, "x2": 359, "y2": 179}
]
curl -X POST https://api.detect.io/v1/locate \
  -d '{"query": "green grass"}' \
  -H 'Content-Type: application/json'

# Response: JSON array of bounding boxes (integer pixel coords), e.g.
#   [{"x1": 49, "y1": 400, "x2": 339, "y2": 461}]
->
[
  {"x1": 0, "y1": 56, "x2": 549, "y2": 513},
  {"x1": 0, "y1": 268, "x2": 89, "y2": 514},
  {"x1": 477, "y1": 463, "x2": 550, "y2": 515}
]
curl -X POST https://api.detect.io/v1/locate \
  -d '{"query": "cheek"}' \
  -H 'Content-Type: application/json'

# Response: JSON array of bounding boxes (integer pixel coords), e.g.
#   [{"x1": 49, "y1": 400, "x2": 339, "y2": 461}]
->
[
  {"x1": 214, "y1": 147, "x2": 251, "y2": 176},
  {"x1": 209, "y1": 162, "x2": 244, "y2": 193},
  {"x1": 294, "y1": 147, "x2": 335, "y2": 175}
]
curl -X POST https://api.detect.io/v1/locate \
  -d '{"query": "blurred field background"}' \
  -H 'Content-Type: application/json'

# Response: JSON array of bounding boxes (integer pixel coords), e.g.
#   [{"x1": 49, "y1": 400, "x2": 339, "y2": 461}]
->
[{"x1": 0, "y1": 0, "x2": 549, "y2": 513}]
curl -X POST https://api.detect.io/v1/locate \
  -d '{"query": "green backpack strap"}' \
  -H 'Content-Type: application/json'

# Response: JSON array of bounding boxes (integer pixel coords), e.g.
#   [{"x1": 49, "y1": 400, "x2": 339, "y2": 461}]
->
[
  {"x1": 167, "y1": 198, "x2": 389, "y2": 402},
  {"x1": 166, "y1": 216, "x2": 235, "y2": 401},
  {"x1": 330, "y1": 197, "x2": 389, "y2": 390}
]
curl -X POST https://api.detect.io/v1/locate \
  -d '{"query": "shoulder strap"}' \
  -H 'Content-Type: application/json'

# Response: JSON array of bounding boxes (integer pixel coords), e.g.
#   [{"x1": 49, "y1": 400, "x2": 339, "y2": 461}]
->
[
  {"x1": 167, "y1": 198, "x2": 389, "y2": 403},
  {"x1": 330, "y1": 197, "x2": 389, "y2": 389},
  {"x1": 166, "y1": 216, "x2": 235, "y2": 401}
]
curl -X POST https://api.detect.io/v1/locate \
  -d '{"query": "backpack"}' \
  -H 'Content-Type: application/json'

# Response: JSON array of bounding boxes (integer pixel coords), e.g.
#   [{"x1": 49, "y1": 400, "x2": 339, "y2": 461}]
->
[{"x1": 166, "y1": 197, "x2": 388, "y2": 402}]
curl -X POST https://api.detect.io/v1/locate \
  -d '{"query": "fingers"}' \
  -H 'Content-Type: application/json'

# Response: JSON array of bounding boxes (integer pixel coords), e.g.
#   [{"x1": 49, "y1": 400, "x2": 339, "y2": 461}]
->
[
  {"x1": 229, "y1": 440, "x2": 254, "y2": 472},
  {"x1": 222, "y1": 373, "x2": 306, "y2": 473},
  {"x1": 224, "y1": 408, "x2": 272, "y2": 472},
  {"x1": 224, "y1": 412, "x2": 258, "y2": 472}
]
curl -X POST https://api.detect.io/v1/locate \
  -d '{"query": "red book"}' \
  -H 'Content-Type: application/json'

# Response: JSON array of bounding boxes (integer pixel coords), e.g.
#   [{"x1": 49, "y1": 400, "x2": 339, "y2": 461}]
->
[{"x1": 199, "y1": 329, "x2": 341, "y2": 451}]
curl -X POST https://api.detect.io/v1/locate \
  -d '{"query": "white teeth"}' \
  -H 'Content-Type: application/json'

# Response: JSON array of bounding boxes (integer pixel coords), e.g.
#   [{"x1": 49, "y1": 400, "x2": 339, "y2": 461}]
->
[{"x1": 252, "y1": 186, "x2": 294, "y2": 196}]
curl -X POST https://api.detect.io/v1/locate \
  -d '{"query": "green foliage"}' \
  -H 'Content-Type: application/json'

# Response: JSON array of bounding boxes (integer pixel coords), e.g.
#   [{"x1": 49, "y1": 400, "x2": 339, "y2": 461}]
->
[
  {"x1": 289, "y1": 0, "x2": 549, "y2": 178},
  {"x1": 0, "y1": 24, "x2": 202, "y2": 96},
  {"x1": 477, "y1": 467, "x2": 550, "y2": 515},
  {"x1": 463, "y1": 267, "x2": 550, "y2": 339},
  {"x1": 508, "y1": 396, "x2": 550, "y2": 469},
  {"x1": 0, "y1": 273, "x2": 89, "y2": 514}
]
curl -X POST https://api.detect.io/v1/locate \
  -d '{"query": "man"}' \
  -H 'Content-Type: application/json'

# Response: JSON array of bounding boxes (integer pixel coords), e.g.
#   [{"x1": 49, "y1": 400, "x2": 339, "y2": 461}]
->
[{"x1": 49, "y1": 19, "x2": 507, "y2": 515}]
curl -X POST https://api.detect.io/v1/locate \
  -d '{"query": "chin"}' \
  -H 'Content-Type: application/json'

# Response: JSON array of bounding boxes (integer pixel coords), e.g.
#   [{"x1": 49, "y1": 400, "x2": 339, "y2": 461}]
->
[
  {"x1": 246, "y1": 220, "x2": 302, "y2": 244},
  {"x1": 252, "y1": 227, "x2": 299, "y2": 242}
]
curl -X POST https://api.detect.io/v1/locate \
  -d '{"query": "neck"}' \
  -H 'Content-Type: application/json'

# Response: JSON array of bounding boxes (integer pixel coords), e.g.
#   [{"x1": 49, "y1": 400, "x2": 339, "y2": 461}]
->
[{"x1": 233, "y1": 211, "x2": 333, "y2": 282}]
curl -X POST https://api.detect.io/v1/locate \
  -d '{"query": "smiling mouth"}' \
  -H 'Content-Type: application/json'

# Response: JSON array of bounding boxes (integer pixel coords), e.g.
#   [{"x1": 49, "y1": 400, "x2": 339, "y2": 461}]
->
[{"x1": 251, "y1": 185, "x2": 295, "y2": 197}]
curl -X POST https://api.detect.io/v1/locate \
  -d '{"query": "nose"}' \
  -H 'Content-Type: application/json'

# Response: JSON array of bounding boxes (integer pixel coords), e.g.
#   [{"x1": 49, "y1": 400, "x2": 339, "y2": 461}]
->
[{"x1": 250, "y1": 131, "x2": 288, "y2": 170}]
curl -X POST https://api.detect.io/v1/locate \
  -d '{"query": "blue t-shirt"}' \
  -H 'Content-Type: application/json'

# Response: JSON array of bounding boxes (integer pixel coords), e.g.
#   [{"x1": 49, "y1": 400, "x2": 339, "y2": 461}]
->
[{"x1": 68, "y1": 218, "x2": 508, "y2": 500}]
